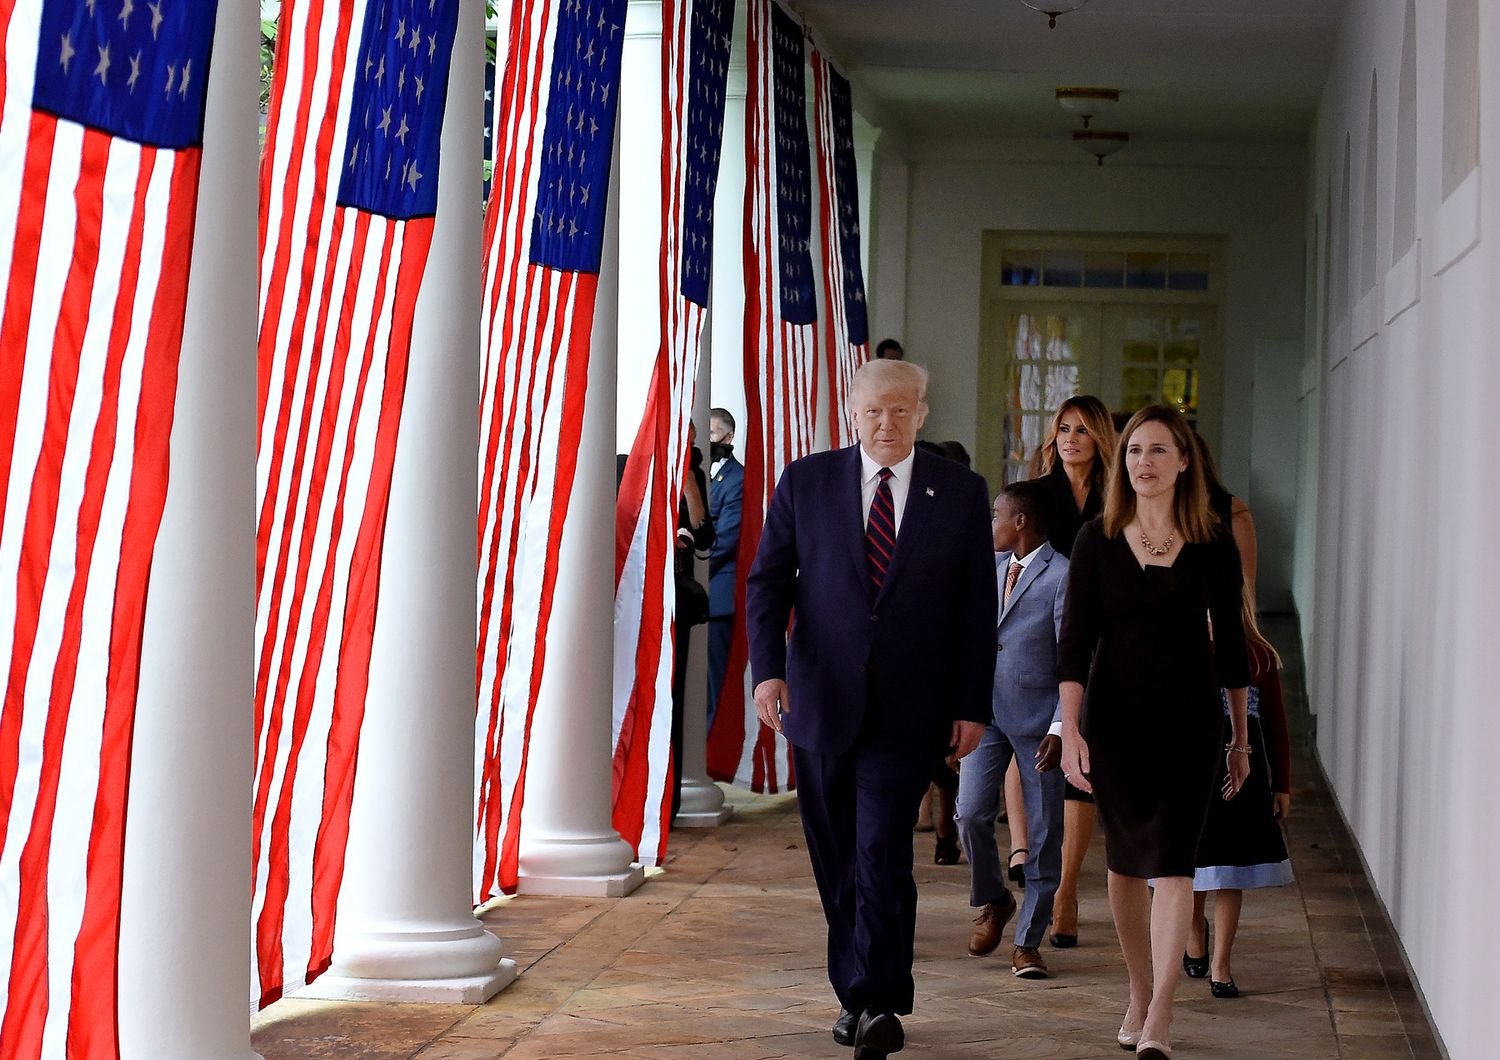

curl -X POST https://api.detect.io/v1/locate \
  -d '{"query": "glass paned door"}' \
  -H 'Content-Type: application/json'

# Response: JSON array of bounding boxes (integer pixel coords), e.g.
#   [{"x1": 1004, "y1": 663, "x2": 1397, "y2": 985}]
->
[
  {"x1": 978, "y1": 301, "x2": 1101, "y2": 487},
  {"x1": 1101, "y1": 306, "x2": 1220, "y2": 449}
]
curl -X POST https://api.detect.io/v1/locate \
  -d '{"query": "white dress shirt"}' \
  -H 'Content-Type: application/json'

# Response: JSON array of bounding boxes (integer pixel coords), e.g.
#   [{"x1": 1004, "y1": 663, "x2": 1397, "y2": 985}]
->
[
  {"x1": 859, "y1": 447, "x2": 916, "y2": 535},
  {"x1": 999, "y1": 545, "x2": 1064, "y2": 739}
]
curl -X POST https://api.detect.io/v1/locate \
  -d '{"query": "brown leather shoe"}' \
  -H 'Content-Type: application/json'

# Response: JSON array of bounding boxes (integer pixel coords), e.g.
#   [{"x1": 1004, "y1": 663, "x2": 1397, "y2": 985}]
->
[
  {"x1": 966, "y1": 890, "x2": 1017, "y2": 957},
  {"x1": 1011, "y1": 945, "x2": 1048, "y2": 979}
]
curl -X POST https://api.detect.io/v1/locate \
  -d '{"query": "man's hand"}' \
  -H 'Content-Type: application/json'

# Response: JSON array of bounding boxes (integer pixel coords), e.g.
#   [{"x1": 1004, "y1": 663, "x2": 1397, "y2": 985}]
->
[
  {"x1": 1034, "y1": 734, "x2": 1061, "y2": 773},
  {"x1": 1272, "y1": 791, "x2": 1292, "y2": 820},
  {"x1": 949, "y1": 720, "x2": 985, "y2": 766},
  {"x1": 754, "y1": 679, "x2": 789, "y2": 734}
]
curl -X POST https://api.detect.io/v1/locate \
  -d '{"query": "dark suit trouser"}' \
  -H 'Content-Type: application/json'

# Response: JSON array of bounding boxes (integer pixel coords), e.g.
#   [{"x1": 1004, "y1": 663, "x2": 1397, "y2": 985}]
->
[
  {"x1": 793, "y1": 730, "x2": 933, "y2": 1016},
  {"x1": 706, "y1": 614, "x2": 732, "y2": 729}
]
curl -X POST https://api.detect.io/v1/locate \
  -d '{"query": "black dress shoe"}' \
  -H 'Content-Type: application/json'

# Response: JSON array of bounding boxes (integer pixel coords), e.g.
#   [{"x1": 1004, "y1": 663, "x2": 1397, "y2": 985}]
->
[
  {"x1": 1210, "y1": 977, "x2": 1239, "y2": 998},
  {"x1": 832, "y1": 1007, "x2": 858, "y2": 1046},
  {"x1": 854, "y1": 1010, "x2": 904, "y2": 1059}
]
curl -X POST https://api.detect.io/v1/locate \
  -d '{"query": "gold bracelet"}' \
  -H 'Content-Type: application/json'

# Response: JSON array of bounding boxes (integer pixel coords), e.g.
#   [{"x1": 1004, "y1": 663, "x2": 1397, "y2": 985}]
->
[{"x1": 1224, "y1": 743, "x2": 1252, "y2": 756}]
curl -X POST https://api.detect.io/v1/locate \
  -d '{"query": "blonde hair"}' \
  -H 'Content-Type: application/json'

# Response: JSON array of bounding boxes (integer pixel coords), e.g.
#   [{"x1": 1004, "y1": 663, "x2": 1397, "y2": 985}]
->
[
  {"x1": 1102, "y1": 404, "x2": 1219, "y2": 543},
  {"x1": 1028, "y1": 395, "x2": 1116, "y2": 490},
  {"x1": 849, "y1": 358, "x2": 929, "y2": 407}
]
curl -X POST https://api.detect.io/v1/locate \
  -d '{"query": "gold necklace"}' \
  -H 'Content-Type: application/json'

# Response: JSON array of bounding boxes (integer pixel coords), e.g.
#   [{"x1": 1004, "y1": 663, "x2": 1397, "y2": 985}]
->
[{"x1": 1140, "y1": 528, "x2": 1176, "y2": 556}]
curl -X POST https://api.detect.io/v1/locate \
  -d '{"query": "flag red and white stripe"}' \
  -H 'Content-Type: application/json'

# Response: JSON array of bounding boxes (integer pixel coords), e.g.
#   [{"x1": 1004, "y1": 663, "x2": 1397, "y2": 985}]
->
[
  {"x1": 474, "y1": 0, "x2": 626, "y2": 901},
  {"x1": 0, "y1": 1, "x2": 219, "y2": 1052},
  {"x1": 812, "y1": 48, "x2": 869, "y2": 450},
  {"x1": 706, "y1": 0, "x2": 817, "y2": 793},
  {"x1": 252, "y1": 0, "x2": 459, "y2": 1007},
  {"x1": 610, "y1": 0, "x2": 731, "y2": 866}
]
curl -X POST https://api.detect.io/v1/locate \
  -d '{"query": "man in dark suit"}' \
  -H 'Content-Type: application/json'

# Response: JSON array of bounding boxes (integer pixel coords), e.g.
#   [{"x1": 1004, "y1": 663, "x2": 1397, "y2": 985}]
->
[
  {"x1": 747, "y1": 360, "x2": 999, "y2": 1059},
  {"x1": 706, "y1": 408, "x2": 744, "y2": 726}
]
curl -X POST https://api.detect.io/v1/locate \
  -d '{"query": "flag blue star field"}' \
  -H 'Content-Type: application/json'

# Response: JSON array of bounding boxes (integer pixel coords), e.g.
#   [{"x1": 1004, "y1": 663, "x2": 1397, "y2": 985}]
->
[
  {"x1": 813, "y1": 49, "x2": 870, "y2": 448},
  {"x1": 254, "y1": 0, "x2": 461, "y2": 1011},
  {"x1": 0, "y1": 0, "x2": 220, "y2": 1053},
  {"x1": 475, "y1": 0, "x2": 628, "y2": 902},
  {"x1": 528, "y1": 0, "x2": 625, "y2": 272},
  {"x1": 679, "y1": 0, "x2": 733, "y2": 307},
  {"x1": 31, "y1": 0, "x2": 218, "y2": 148},
  {"x1": 612, "y1": 0, "x2": 733, "y2": 872},
  {"x1": 483, "y1": 49, "x2": 497, "y2": 200},
  {"x1": 768, "y1": 1, "x2": 815, "y2": 325},
  {"x1": 337, "y1": 0, "x2": 459, "y2": 218}
]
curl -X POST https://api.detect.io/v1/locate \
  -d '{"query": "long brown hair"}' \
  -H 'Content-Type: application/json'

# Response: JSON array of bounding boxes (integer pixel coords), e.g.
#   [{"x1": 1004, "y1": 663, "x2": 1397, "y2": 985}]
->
[
  {"x1": 1028, "y1": 394, "x2": 1116, "y2": 493},
  {"x1": 1102, "y1": 404, "x2": 1218, "y2": 542},
  {"x1": 1242, "y1": 588, "x2": 1282, "y2": 669}
]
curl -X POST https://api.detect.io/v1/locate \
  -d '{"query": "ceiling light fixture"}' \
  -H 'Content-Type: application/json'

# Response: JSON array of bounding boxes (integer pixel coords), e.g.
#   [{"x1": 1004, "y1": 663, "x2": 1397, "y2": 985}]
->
[
  {"x1": 1073, "y1": 129, "x2": 1129, "y2": 165},
  {"x1": 1018, "y1": 0, "x2": 1091, "y2": 29},
  {"x1": 1055, "y1": 87, "x2": 1119, "y2": 129}
]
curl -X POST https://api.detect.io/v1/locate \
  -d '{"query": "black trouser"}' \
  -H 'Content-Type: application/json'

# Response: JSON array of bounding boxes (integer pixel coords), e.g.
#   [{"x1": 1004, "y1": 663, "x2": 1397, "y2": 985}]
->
[{"x1": 793, "y1": 727, "x2": 933, "y2": 1015}]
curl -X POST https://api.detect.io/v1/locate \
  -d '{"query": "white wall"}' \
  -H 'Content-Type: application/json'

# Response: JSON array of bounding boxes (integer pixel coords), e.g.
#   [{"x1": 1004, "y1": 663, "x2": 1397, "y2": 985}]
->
[
  {"x1": 1298, "y1": 2, "x2": 1498, "y2": 1056},
  {"x1": 873, "y1": 138, "x2": 1306, "y2": 607}
]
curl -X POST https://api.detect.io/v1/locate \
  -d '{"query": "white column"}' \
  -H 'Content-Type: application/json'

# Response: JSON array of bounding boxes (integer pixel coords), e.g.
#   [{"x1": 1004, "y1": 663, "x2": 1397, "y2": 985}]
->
[
  {"x1": 851, "y1": 115, "x2": 878, "y2": 282},
  {"x1": 615, "y1": 0, "x2": 664, "y2": 452},
  {"x1": 709, "y1": 0, "x2": 749, "y2": 428},
  {"x1": 301, "y1": 0, "x2": 516, "y2": 1004},
  {"x1": 116, "y1": 7, "x2": 260, "y2": 1058},
  {"x1": 517, "y1": 117, "x2": 646, "y2": 899},
  {"x1": 675, "y1": 331, "x2": 732, "y2": 827}
]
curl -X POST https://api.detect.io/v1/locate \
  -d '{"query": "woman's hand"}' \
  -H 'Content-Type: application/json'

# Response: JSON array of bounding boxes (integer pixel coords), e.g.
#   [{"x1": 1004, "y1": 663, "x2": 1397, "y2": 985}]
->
[
  {"x1": 1272, "y1": 791, "x2": 1292, "y2": 819},
  {"x1": 1222, "y1": 748, "x2": 1250, "y2": 799},
  {"x1": 1061, "y1": 732, "x2": 1092, "y2": 795}
]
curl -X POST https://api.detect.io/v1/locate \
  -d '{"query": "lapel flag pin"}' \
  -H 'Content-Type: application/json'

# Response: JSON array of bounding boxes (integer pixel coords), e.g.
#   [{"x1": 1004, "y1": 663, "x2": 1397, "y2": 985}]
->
[{"x1": 926, "y1": 487, "x2": 935, "y2": 496}]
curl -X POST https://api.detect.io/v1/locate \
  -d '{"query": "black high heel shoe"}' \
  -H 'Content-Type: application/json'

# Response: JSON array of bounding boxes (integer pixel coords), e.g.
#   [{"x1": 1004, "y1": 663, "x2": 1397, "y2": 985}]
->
[
  {"x1": 934, "y1": 831, "x2": 961, "y2": 865},
  {"x1": 1210, "y1": 977, "x2": 1239, "y2": 998},
  {"x1": 1007, "y1": 847, "x2": 1029, "y2": 884},
  {"x1": 1182, "y1": 922, "x2": 1209, "y2": 979}
]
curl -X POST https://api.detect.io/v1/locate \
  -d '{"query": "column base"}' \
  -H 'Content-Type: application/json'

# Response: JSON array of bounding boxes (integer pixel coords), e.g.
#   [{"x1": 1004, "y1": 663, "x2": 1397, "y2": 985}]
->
[
  {"x1": 517, "y1": 863, "x2": 645, "y2": 897},
  {"x1": 674, "y1": 804, "x2": 735, "y2": 828},
  {"x1": 300, "y1": 918, "x2": 516, "y2": 1005},
  {"x1": 517, "y1": 831, "x2": 646, "y2": 896},
  {"x1": 677, "y1": 777, "x2": 729, "y2": 819},
  {"x1": 299, "y1": 959, "x2": 517, "y2": 1005}
]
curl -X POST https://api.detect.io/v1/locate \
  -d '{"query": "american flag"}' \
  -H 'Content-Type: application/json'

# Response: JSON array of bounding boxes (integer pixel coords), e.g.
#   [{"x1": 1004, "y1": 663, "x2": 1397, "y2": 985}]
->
[
  {"x1": 610, "y1": 0, "x2": 732, "y2": 867},
  {"x1": 0, "y1": 0, "x2": 219, "y2": 1053},
  {"x1": 253, "y1": 0, "x2": 459, "y2": 1008},
  {"x1": 706, "y1": 0, "x2": 814, "y2": 793},
  {"x1": 474, "y1": 0, "x2": 627, "y2": 902},
  {"x1": 812, "y1": 50, "x2": 868, "y2": 449}
]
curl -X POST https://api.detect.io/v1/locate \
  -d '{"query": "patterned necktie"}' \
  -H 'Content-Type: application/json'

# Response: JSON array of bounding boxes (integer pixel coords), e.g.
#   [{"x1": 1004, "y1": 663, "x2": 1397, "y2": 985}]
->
[
  {"x1": 1003, "y1": 559, "x2": 1023, "y2": 608},
  {"x1": 865, "y1": 468, "x2": 896, "y2": 591}
]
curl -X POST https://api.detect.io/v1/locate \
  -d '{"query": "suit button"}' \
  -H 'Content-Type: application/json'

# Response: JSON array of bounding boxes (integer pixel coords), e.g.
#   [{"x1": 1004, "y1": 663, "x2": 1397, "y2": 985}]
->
[
  {"x1": 870, "y1": 614, "x2": 879, "y2": 622},
  {"x1": 996, "y1": 643, "x2": 1003, "y2": 652}
]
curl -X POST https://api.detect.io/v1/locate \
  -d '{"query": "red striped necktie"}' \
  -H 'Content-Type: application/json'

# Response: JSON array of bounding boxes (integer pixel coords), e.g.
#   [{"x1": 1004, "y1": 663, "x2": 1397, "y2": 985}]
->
[{"x1": 866, "y1": 467, "x2": 897, "y2": 591}]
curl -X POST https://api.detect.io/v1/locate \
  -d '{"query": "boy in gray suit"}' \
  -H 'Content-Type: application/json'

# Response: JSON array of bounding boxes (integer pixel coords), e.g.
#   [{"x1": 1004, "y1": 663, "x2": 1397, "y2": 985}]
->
[{"x1": 956, "y1": 479, "x2": 1069, "y2": 978}]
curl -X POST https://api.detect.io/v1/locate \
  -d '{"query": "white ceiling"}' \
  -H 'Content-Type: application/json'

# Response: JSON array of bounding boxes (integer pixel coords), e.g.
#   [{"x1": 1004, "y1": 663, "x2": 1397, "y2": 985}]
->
[{"x1": 796, "y1": 0, "x2": 1347, "y2": 146}]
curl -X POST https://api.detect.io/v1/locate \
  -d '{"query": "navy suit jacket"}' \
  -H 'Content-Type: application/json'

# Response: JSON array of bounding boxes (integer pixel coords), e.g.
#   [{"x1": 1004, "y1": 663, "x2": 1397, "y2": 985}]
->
[
  {"x1": 708, "y1": 454, "x2": 743, "y2": 618},
  {"x1": 746, "y1": 445, "x2": 998, "y2": 758},
  {"x1": 991, "y1": 543, "x2": 1068, "y2": 737}
]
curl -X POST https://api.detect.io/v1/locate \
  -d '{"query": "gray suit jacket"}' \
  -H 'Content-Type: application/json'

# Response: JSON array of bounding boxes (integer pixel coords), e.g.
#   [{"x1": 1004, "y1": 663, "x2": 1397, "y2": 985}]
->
[{"x1": 992, "y1": 543, "x2": 1069, "y2": 737}]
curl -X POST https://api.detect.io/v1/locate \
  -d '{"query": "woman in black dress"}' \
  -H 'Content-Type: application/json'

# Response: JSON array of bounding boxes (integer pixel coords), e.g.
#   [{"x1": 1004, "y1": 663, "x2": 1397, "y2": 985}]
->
[
  {"x1": 1027, "y1": 395, "x2": 1114, "y2": 945},
  {"x1": 1058, "y1": 405, "x2": 1251, "y2": 1059}
]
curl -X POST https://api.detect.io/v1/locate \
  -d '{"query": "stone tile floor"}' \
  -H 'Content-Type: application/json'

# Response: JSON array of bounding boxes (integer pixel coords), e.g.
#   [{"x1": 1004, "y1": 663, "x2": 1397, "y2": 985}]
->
[{"x1": 253, "y1": 618, "x2": 1445, "y2": 1058}]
